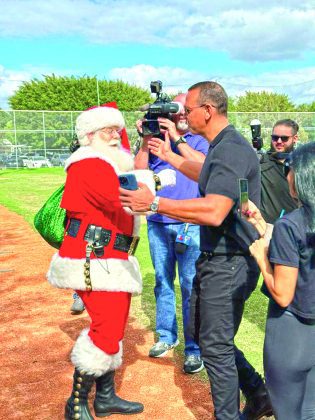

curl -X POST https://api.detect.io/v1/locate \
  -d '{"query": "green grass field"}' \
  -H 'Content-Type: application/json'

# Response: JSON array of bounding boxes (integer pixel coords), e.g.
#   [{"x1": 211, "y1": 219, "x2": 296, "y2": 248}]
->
[{"x1": 0, "y1": 168, "x2": 269, "y2": 379}]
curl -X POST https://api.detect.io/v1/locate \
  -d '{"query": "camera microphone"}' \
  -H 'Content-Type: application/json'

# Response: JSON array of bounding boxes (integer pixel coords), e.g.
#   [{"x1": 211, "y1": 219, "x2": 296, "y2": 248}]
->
[
  {"x1": 250, "y1": 119, "x2": 263, "y2": 151},
  {"x1": 139, "y1": 103, "x2": 150, "y2": 112},
  {"x1": 170, "y1": 102, "x2": 184, "y2": 115},
  {"x1": 250, "y1": 119, "x2": 261, "y2": 137}
]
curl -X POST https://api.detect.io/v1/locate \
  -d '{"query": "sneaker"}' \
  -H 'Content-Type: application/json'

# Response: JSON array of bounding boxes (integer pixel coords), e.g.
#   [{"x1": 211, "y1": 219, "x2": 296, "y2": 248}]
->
[
  {"x1": 149, "y1": 340, "x2": 180, "y2": 358},
  {"x1": 71, "y1": 293, "x2": 85, "y2": 314},
  {"x1": 183, "y1": 355, "x2": 204, "y2": 374}
]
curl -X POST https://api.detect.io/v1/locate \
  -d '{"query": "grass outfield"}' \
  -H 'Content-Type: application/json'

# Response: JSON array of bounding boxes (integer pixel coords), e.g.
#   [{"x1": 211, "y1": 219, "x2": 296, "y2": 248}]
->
[{"x1": 0, "y1": 168, "x2": 268, "y2": 378}]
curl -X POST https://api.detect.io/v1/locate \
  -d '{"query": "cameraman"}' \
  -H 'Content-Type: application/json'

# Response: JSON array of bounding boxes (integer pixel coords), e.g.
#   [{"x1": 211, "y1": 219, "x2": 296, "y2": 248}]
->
[
  {"x1": 260, "y1": 119, "x2": 299, "y2": 224},
  {"x1": 135, "y1": 93, "x2": 209, "y2": 374}
]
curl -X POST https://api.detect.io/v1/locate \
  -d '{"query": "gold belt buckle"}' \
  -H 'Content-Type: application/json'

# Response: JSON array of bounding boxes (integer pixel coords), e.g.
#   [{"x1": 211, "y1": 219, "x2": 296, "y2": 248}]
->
[{"x1": 128, "y1": 236, "x2": 140, "y2": 256}]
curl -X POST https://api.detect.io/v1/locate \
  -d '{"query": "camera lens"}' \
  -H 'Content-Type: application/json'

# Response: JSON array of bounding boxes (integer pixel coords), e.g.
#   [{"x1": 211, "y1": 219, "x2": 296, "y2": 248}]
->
[{"x1": 120, "y1": 177, "x2": 127, "y2": 185}]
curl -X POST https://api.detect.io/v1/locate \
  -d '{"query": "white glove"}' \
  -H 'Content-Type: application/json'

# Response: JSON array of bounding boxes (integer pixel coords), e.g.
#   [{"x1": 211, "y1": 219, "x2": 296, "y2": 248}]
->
[{"x1": 156, "y1": 169, "x2": 176, "y2": 188}]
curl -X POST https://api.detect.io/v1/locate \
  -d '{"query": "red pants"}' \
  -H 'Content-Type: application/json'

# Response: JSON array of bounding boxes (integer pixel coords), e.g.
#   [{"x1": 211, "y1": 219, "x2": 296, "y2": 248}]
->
[{"x1": 77, "y1": 290, "x2": 131, "y2": 355}]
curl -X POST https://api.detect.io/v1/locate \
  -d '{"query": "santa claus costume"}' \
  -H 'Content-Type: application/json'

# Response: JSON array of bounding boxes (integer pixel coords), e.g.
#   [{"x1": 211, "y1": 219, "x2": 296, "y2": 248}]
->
[{"x1": 47, "y1": 106, "x2": 144, "y2": 419}]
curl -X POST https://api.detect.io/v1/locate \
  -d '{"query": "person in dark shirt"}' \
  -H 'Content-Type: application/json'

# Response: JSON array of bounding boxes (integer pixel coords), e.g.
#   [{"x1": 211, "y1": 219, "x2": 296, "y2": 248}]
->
[
  {"x1": 119, "y1": 81, "x2": 272, "y2": 420},
  {"x1": 246, "y1": 142, "x2": 315, "y2": 420},
  {"x1": 260, "y1": 119, "x2": 299, "y2": 223}
]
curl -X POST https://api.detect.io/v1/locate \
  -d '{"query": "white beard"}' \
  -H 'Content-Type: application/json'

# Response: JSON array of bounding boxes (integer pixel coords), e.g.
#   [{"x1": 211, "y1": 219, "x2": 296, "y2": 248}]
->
[
  {"x1": 176, "y1": 120, "x2": 189, "y2": 132},
  {"x1": 90, "y1": 134, "x2": 134, "y2": 172}
]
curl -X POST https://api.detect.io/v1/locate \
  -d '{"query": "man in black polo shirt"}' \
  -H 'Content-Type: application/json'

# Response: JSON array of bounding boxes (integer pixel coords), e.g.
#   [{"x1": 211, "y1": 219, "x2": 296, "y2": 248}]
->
[{"x1": 119, "y1": 81, "x2": 272, "y2": 420}]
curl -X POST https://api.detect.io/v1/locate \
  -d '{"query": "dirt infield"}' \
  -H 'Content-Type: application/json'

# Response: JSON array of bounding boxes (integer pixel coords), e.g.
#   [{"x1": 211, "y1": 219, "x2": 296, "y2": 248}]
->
[{"x1": 0, "y1": 205, "x2": 214, "y2": 420}]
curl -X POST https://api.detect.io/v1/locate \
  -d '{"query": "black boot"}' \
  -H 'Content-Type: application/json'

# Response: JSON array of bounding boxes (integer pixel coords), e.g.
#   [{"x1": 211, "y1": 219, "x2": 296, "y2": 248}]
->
[
  {"x1": 65, "y1": 369, "x2": 95, "y2": 420},
  {"x1": 94, "y1": 370, "x2": 144, "y2": 417},
  {"x1": 242, "y1": 382, "x2": 273, "y2": 420}
]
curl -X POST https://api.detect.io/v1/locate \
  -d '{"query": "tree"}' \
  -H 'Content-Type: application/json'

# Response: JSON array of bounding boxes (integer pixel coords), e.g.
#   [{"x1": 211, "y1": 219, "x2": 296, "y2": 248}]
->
[
  {"x1": 234, "y1": 91, "x2": 296, "y2": 112},
  {"x1": 296, "y1": 101, "x2": 315, "y2": 112},
  {"x1": 9, "y1": 75, "x2": 153, "y2": 111}
]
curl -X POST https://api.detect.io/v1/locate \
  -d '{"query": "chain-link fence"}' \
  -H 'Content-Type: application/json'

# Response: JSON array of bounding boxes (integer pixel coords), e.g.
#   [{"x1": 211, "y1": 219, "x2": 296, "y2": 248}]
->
[{"x1": 0, "y1": 109, "x2": 314, "y2": 168}]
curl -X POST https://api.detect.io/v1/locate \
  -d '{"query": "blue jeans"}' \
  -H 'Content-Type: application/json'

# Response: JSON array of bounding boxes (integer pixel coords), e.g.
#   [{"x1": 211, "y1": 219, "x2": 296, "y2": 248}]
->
[{"x1": 147, "y1": 221, "x2": 201, "y2": 355}]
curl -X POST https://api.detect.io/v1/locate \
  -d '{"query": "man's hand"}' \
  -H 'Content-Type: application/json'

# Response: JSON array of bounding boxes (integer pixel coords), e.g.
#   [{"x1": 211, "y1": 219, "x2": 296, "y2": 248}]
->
[
  {"x1": 148, "y1": 132, "x2": 174, "y2": 163},
  {"x1": 119, "y1": 182, "x2": 155, "y2": 212},
  {"x1": 158, "y1": 117, "x2": 180, "y2": 141}
]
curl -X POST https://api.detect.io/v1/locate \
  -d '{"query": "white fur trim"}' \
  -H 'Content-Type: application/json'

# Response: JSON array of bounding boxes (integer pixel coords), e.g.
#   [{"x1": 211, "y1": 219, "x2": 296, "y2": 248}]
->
[
  {"x1": 47, "y1": 253, "x2": 142, "y2": 294},
  {"x1": 64, "y1": 146, "x2": 121, "y2": 174},
  {"x1": 157, "y1": 168, "x2": 176, "y2": 188},
  {"x1": 132, "y1": 215, "x2": 141, "y2": 236},
  {"x1": 75, "y1": 107, "x2": 125, "y2": 144},
  {"x1": 71, "y1": 329, "x2": 122, "y2": 377},
  {"x1": 122, "y1": 169, "x2": 157, "y2": 216}
]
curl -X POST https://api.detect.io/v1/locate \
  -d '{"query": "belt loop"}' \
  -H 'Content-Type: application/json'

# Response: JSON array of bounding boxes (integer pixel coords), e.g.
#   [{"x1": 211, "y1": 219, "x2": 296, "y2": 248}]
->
[
  {"x1": 84, "y1": 243, "x2": 93, "y2": 292},
  {"x1": 128, "y1": 236, "x2": 140, "y2": 256}
]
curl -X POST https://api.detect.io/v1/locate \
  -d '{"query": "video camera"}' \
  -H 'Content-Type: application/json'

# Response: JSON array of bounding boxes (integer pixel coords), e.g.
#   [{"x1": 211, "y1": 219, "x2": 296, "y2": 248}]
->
[
  {"x1": 250, "y1": 119, "x2": 263, "y2": 151},
  {"x1": 141, "y1": 81, "x2": 183, "y2": 137}
]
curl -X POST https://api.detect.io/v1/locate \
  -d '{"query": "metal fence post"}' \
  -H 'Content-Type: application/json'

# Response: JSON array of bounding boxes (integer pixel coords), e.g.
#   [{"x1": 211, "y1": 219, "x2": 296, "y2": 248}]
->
[
  {"x1": 13, "y1": 110, "x2": 18, "y2": 166},
  {"x1": 42, "y1": 111, "x2": 47, "y2": 158}
]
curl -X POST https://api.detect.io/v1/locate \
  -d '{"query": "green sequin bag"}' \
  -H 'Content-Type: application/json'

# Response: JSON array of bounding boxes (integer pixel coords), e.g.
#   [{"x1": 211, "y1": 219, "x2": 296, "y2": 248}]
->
[{"x1": 34, "y1": 184, "x2": 67, "y2": 249}]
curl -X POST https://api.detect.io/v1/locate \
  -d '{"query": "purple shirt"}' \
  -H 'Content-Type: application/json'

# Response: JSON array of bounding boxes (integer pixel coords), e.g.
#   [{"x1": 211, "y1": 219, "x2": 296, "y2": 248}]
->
[{"x1": 147, "y1": 132, "x2": 209, "y2": 223}]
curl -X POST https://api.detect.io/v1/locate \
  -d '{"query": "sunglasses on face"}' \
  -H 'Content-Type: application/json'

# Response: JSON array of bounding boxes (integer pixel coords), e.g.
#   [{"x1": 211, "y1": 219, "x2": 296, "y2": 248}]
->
[
  {"x1": 184, "y1": 103, "x2": 217, "y2": 115},
  {"x1": 271, "y1": 134, "x2": 291, "y2": 143}
]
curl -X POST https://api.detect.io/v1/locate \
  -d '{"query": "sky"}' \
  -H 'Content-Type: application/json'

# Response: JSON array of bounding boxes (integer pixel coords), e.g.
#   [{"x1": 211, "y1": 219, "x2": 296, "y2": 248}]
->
[{"x1": 0, "y1": 0, "x2": 315, "y2": 108}]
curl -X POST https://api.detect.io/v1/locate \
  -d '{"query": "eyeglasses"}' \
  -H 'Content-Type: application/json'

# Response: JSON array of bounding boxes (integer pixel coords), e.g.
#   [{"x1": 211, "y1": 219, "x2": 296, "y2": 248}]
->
[
  {"x1": 99, "y1": 128, "x2": 123, "y2": 137},
  {"x1": 184, "y1": 103, "x2": 216, "y2": 115},
  {"x1": 271, "y1": 135, "x2": 291, "y2": 143}
]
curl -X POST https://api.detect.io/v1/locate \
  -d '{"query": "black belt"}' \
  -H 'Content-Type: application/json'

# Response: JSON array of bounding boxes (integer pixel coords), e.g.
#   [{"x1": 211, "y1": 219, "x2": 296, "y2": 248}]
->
[
  {"x1": 67, "y1": 218, "x2": 140, "y2": 256},
  {"x1": 201, "y1": 251, "x2": 250, "y2": 258}
]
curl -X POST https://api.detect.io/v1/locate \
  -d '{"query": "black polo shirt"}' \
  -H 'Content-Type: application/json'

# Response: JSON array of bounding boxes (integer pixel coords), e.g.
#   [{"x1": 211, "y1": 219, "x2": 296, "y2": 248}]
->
[{"x1": 199, "y1": 125, "x2": 261, "y2": 253}]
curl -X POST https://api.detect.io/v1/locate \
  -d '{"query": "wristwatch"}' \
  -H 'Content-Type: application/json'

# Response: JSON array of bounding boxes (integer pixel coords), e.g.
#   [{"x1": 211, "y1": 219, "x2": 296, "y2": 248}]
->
[
  {"x1": 174, "y1": 136, "x2": 187, "y2": 147},
  {"x1": 149, "y1": 196, "x2": 160, "y2": 213}
]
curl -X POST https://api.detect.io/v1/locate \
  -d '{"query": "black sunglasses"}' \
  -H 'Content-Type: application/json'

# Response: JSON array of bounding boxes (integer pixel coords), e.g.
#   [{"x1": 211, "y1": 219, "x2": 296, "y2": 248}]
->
[{"x1": 271, "y1": 134, "x2": 291, "y2": 143}]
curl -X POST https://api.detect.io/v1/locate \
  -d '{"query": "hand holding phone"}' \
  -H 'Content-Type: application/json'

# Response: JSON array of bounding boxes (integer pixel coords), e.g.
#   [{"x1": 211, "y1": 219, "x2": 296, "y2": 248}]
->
[{"x1": 118, "y1": 173, "x2": 138, "y2": 190}]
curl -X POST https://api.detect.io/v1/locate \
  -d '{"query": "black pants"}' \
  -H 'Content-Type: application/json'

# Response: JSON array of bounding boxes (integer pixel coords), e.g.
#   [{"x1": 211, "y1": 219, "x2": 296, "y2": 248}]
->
[
  {"x1": 264, "y1": 302, "x2": 315, "y2": 420},
  {"x1": 189, "y1": 253, "x2": 261, "y2": 420}
]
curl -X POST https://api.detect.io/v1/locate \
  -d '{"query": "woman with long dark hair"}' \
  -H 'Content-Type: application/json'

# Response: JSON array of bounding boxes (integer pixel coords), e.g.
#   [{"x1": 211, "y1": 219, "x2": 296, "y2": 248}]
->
[{"x1": 245, "y1": 141, "x2": 315, "y2": 420}]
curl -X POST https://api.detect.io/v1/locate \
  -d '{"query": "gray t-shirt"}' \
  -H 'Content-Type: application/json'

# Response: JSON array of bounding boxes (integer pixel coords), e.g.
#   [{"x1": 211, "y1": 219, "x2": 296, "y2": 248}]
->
[{"x1": 199, "y1": 125, "x2": 261, "y2": 253}]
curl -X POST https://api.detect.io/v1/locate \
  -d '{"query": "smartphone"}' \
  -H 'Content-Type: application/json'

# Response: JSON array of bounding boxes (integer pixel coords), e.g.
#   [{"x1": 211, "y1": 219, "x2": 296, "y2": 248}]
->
[
  {"x1": 142, "y1": 119, "x2": 161, "y2": 136},
  {"x1": 239, "y1": 178, "x2": 249, "y2": 217},
  {"x1": 118, "y1": 173, "x2": 138, "y2": 190}
]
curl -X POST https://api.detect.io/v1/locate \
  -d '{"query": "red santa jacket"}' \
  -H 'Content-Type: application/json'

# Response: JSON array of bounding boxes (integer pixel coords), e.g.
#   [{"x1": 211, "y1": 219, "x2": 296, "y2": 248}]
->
[{"x1": 47, "y1": 146, "x2": 142, "y2": 294}]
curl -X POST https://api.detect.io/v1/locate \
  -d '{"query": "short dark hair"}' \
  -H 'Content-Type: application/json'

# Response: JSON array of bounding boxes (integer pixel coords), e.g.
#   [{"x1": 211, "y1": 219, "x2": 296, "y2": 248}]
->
[
  {"x1": 188, "y1": 81, "x2": 228, "y2": 115},
  {"x1": 273, "y1": 119, "x2": 299, "y2": 136}
]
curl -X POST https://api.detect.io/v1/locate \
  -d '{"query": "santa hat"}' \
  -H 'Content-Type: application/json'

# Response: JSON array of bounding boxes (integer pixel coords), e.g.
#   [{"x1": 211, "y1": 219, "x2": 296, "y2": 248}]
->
[{"x1": 75, "y1": 106, "x2": 125, "y2": 146}]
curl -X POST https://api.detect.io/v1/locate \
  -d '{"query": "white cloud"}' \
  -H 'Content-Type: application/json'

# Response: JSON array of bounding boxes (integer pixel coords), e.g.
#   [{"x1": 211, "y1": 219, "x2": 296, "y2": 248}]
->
[
  {"x1": 0, "y1": 63, "x2": 314, "y2": 109},
  {"x1": 108, "y1": 64, "x2": 205, "y2": 95},
  {"x1": 0, "y1": 65, "x2": 71, "y2": 108},
  {"x1": 109, "y1": 63, "x2": 315, "y2": 104},
  {"x1": 0, "y1": 66, "x2": 31, "y2": 108},
  {"x1": 1, "y1": 1, "x2": 315, "y2": 61}
]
